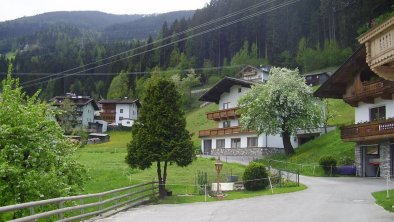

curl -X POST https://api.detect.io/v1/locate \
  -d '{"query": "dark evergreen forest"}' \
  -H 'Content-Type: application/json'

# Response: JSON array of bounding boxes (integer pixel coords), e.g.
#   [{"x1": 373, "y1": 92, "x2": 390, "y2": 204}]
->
[{"x1": 0, "y1": 0, "x2": 392, "y2": 100}]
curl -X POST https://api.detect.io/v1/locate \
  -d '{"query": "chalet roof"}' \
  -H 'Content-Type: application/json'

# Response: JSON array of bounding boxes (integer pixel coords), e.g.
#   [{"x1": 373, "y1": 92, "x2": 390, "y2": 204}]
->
[
  {"x1": 99, "y1": 99, "x2": 140, "y2": 106},
  {"x1": 314, "y1": 46, "x2": 369, "y2": 99},
  {"x1": 199, "y1": 76, "x2": 253, "y2": 103},
  {"x1": 50, "y1": 96, "x2": 99, "y2": 110},
  {"x1": 235, "y1": 65, "x2": 271, "y2": 78}
]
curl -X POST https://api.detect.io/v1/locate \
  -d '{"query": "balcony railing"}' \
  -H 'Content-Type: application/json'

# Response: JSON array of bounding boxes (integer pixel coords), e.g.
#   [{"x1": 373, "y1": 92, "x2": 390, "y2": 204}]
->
[
  {"x1": 358, "y1": 15, "x2": 394, "y2": 80},
  {"x1": 206, "y1": 107, "x2": 240, "y2": 120},
  {"x1": 199, "y1": 126, "x2": 254, "y2": 137},
  {"x1": 100, "y1": 112, "x2": 116, "y2": 122},
  {"x1": 343, "y1": 80, "x2": 394, "y2": 106},
  {"x1": 341, "y1": 118, "x2": 394, "y2": 142}
]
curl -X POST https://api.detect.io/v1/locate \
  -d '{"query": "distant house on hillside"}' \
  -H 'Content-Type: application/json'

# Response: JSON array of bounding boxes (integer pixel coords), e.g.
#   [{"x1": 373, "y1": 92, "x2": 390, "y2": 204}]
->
[
  {"x1": 98, "y1": 98, "x2": 140, "y2": 127},
  {"x1": 303, "y1": 71, "x2": 331, "y2": 86},
  {"x1": 236, "y1": 65, "x2": 270, "y2": 83},
  {"x1": 50, "y1": 93, "x2": 99, "y2": 129}
]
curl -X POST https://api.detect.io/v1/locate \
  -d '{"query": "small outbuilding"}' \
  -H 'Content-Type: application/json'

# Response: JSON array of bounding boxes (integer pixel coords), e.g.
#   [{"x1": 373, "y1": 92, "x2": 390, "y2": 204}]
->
[{"x1": 88, "y1": 133, "x2": 110, "y2": 143}]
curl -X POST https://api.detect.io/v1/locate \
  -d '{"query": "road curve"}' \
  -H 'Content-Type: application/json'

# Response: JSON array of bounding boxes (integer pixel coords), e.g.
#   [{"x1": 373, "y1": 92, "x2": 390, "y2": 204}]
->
[{"x1": 96, "y1": 176, "x2": 394, "y2": 222}]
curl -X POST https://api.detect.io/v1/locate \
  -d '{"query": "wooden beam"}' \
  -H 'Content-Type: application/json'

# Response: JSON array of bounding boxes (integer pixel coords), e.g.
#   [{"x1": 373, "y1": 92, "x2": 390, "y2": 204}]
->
[{"x1": 381, "y1": 93, "x2": 392, "y2": 100}]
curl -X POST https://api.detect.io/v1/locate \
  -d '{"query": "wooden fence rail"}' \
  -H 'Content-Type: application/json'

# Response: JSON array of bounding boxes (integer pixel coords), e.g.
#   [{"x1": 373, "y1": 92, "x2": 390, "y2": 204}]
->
[{"x1": 0, "y1": 181, "x2": 158, "y2": 222}]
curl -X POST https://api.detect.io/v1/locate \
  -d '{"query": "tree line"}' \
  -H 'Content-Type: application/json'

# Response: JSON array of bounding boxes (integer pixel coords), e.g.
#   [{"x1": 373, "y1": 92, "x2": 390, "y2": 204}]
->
[{"x1": 0, "y1": 0, "x2": 392, "y2": 104}]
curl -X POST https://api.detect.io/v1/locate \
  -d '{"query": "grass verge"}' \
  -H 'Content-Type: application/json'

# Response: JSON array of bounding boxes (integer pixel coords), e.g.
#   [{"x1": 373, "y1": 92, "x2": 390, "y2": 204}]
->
[
  {"x1": 259, "y1": 129, "x2": 355, "y2": 176},
  {"x1": 158, "y1": 183, "x2": 307, "y2": 204},
  {"x1": 372, "y1": 190, "x2": 394, "y2": 212}
]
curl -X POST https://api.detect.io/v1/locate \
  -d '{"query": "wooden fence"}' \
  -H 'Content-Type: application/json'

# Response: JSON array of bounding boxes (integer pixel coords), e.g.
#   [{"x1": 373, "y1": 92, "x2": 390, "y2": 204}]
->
[{"x1": 0, "y1": 181, "x2": 158, "y2": 222}]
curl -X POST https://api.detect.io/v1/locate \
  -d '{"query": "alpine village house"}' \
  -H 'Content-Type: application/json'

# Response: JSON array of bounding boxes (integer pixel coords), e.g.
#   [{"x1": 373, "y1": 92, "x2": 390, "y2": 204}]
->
[
  {"x1": 199, "y1": 66, "x2": 298, "y2": 157},
  {"x1": 315, "y1": 16, "x2": 394, "y2": 177},
  {"x1": 99, "y1": 99, "x2": 140, "y2": 127}
]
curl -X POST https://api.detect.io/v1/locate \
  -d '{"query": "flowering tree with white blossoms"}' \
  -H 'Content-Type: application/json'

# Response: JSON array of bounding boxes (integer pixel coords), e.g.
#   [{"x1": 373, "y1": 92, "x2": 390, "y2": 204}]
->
[
  {"x1": 0, "y1": 67, "x2": 86, "y2": 212},
  {"x1": 238, "y1": 67, "x2": 324, "y2": 155}
]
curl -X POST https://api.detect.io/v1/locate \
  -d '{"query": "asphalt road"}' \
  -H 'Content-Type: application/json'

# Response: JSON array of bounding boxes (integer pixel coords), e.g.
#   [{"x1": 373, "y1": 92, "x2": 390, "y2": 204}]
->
[{"x1": 97, "y1": 176, "x2": 394, "y2": 222}]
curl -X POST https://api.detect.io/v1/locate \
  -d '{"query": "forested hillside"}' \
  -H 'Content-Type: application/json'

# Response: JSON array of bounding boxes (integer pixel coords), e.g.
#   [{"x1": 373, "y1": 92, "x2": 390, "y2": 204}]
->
[{"x1": 0, "y1": 0, "x2": 392, "y2": 105}]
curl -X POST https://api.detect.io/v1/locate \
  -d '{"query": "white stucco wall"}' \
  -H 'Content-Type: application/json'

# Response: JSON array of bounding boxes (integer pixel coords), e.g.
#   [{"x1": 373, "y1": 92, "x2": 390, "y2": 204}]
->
[
  {"x1": 219, "y1": 85, "x2": 250, "y2": 110},
  {"x1": 82, "y1": 103, "x2": 95, "y2": 127},
  {"x1": 355, "y1": 97, "x2": 394, "y2": 123},
  {"x1": 201, "y1": 133, "x2": 298, "y2": 151},
  {"x1": 218, "y1": 119, "x2": 239, "y2": 128},
  {"x1": 115, "y1": 103, "x2": 138, "y2": 125}
]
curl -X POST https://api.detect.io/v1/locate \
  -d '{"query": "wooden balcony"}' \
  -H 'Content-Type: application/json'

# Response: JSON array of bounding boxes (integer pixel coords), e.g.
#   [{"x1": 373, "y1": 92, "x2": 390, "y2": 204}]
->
[
  {"x1": 358, "y1": 16, "x2": 394, "y2": 80},
  {"x1": 199, "y1": 126, "x2": 254, "y2": 137},
  {"x1": 206, "y1": 107, "x2": 240, "y2": 121},
  {"x1": 341, "y1": 119, "x2": 394, "y2": 142},
  {"x1": 343, "y1": 80, "x2": 394, "y2": 106},
  {"x1": 100, "y1": 112, "x2": 115, "y2": 123}
]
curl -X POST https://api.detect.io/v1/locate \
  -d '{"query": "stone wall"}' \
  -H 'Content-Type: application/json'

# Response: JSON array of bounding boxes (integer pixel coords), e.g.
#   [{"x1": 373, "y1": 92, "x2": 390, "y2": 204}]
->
[
  {"x1": 211, "y1": 147, "x2": 284, "y2": 157},
  {"x1": 355, "y1": 145, "x2": 362, "y2": 177},
  {"x1": 380, "y1": 141, "x2": 391, "y2": 177}
]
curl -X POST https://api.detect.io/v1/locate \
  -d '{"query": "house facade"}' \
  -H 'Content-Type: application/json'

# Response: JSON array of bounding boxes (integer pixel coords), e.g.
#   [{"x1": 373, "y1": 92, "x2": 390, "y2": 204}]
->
[
  {"x1": 99, "y1": 99, "x2": 140, "y2": 126},
  {"x1": 199, "y1": 73, "x2": 298, "y2": 157},
  {"x1": 315, "y1": 46, "x2": 394, "y2": 177},
  {"x1": 50, "y1": 94, "x2": 99, "y2": 128}
]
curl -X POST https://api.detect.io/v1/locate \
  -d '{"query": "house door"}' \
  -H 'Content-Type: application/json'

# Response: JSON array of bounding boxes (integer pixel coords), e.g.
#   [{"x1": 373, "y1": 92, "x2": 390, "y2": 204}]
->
[
  {"x1": 362, "y1": 145, "x2": 380, "y2": 177},
  {"x1": 391, "y1": 145, "x2": 394, "y2": 177},
  {"x1": 203, "y1": 140, "x2": 212, "y2": 155}
]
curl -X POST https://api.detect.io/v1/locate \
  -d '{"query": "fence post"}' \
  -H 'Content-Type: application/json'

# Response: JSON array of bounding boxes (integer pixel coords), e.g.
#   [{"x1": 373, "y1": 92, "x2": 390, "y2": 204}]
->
[
  {"x1": 268, "y1": 176, "x2": 274, "y2": 194},
  {"x1": 29, "y1": 207, "x2": 37, "y2": 222},
  {"x1": 59, "y1": 201, "x2": 64, "y2": 220},
  {"x1": 387, "y1": 174, "x2": 390, "y2": 198},
  {"x1": 279, "y1": 170, "x2": 282, "y2": 187},
  {"x1": 313, "y1": 165, "x2": 316, "y2": 175},
  {"x1": 330, "y1": 165, "x2": 333, "y2": 176},
  {"x1": 204, "y1": 184, "x2": 207, "y2": 202},
  {"x1": 297, "y1": 170, "x2": 300, "y2": 187}
]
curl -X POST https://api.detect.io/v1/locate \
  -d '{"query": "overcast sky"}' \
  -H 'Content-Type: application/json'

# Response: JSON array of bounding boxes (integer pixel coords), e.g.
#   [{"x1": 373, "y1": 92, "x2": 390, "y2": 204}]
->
[{"x1": 0, "y1": 0, "x2": 211, "y2": 21}]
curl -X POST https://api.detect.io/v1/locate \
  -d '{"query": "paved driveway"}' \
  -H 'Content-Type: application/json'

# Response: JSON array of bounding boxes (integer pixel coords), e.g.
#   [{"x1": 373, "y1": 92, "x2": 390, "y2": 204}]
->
[{"x1": 97, "y1": 176, "x2": 394, "y2": 222}]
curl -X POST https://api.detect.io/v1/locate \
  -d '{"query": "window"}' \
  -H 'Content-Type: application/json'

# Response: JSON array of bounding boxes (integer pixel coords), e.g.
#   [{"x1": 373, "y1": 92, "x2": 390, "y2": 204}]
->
[
  {"x1": 366, "y1": 145, "x2": 379, "y2": 155},
  {"x1": 216, "y1": 139, "x2": 225, "y2": 148},
  {"x1": 119, "y1": 117, "x2": 123, "y2": 121},
  {"x1": 247, "y1": 137, "x2": 258, "y2": 147},
  {"x1": 370, "y1": 106, "x2": 385, "y2": 121},
  {"x1": 238, "y1": 88, "x2": 242, "y2": 93},
  {"x1": 120, "y1": 109, "x2": 124, "y2": 113},
  {"x1": 126, "y1": 121, "x2": 130, "y2": 124},
  {"x1": 231, "y1": 138, "x2": 241, "y2": 148},
  {"x1": 223, "y1": 102, "x2": 230, "y2": 109},
  {"x1": 223, "y1": 121, "x2": 231, "y2": 128}
]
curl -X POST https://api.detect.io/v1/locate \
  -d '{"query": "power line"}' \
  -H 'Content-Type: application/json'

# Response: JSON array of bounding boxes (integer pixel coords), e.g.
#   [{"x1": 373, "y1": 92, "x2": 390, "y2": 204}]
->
[
  {"x1": 22, "y1": 0, "x2": 300, "y2": 88},
  {"x1": 1, "y1": 64, "x2": 244, "y2": 76},
  {"x1": 19, "y1": 0, "x2": 282, "y2": 86}
]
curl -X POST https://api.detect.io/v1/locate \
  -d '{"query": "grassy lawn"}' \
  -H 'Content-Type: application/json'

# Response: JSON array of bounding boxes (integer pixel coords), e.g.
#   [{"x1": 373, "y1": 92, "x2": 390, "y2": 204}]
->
[
  {"x1": 159, "y1": 184, "x2": 307, "y2": 204},
  {"x1": 372, "y1": 189, "x2": 394, "y2": 212},
  {"x1": 326, "y1": 98, "x2": 354, "y2": 126},
  {"x1": 185, "y1": 103, "x2": 217, "y2": 148},
  {"x1": 259, "y1": 129, "x2": 356, "y2": 176},
  {"x1": 76, "y1": 131, "x2": 306, "y2": 204},
  {"x1": 77, "y1": 131, "x2": 245, "y2": 194}
]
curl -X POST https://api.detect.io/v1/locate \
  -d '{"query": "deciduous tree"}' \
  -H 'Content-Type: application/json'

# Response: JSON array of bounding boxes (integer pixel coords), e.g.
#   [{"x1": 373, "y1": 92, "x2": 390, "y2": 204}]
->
[
  {"x1": 0, "y1": 67, "x2": 85, "y2": 210},
  {"x1": 238, "y1": 67, "x2": 324, "y2": 155}
]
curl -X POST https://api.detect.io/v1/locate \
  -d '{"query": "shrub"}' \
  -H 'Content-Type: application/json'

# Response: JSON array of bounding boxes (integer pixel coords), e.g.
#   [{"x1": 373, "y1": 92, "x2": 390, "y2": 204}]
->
[
  {"x1": 339, "y1": 157, "x2": 354, "y2": 165},
  {"x1": 319, "y1": 156, "x2": 337, "y2": 174},
  {"x1": 243, "y1": 162, "x2": 269, "y2": 191}
]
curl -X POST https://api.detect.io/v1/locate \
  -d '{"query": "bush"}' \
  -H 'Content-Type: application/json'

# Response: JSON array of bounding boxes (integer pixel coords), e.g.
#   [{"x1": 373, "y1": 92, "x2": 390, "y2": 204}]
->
[
  {"x1": 242, "y1": 162, "x2": 269, "y2": 191},
  {"x1": 319, "y1": 156, "x2": 337, "y2": 174},
  {"x1": 339, "y1": 157, "x2": 354, "y2": 165}
]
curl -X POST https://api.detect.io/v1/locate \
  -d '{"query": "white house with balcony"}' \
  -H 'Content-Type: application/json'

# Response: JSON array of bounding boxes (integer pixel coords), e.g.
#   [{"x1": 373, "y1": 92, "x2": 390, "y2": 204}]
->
[
  {"x1": 199, "y1": 67, "x2": 299, "y2": 157},
  {"x1": 99, "y1": 99, "x2": 140, "y2": 127}
]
